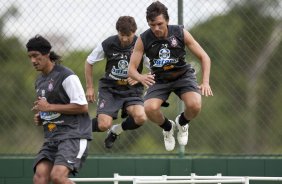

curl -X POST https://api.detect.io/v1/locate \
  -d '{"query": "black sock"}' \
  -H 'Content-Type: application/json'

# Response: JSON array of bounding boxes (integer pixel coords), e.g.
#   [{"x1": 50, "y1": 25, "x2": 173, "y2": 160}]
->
[
  {"x1": 160, "y1": 118, "x2": 172, "y2": 131},
  {"x1": 179, "y1": 112, "x2": 190, "y2": 126},
  {"x1": 121, "y1": 116, "x2": 140, "y2": 130},
  {"x1": 92, "y1": 118, "x2": 102, "y2": 132}
]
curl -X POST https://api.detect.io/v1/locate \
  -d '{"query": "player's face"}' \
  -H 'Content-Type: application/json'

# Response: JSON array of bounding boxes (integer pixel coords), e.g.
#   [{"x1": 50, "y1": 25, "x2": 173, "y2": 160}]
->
[
  {"x1": 27, "y1": 51, "x2": 49, "y2": 72},
  {"x1": 118, "y1": 31, "x2": 135, "y2": 47},
  {"x1": 148, "y1": 14, "x2": 168, "y2": 39}
]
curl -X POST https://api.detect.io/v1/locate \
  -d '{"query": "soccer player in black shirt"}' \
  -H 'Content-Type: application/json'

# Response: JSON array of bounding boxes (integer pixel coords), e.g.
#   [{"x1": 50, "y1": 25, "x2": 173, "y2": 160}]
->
[
  {"x1": 128, "y1": 1, "x2": 213, "y2": 151},
  {"x1": 85, "y1": 16, "x2": 147, "y2": 149},
  {"x1": 27, "y1": 35, "x2": 92, "y2": 184}
]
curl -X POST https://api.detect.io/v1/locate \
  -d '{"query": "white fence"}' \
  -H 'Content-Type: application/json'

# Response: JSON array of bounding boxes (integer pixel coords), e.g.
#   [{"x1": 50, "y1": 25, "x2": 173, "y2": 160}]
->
[{"x1": 70, "y1": 173, "x2": 282, "y2": 184}]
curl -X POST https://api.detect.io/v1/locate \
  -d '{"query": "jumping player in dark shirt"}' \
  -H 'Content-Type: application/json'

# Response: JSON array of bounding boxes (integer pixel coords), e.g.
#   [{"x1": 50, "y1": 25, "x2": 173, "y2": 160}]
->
[
  {"x1": 85, "y1": 16, "x2": 147, "y2": 149},
  {"x1": 128, "y1": 1, "x2": 213, "y2": 151}
]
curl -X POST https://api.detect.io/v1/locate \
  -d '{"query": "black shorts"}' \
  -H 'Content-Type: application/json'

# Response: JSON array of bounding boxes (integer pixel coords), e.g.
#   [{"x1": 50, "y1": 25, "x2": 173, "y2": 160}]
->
[
  {"x1": 144, "y1": 69, "x2": 200, "y2": 102},
  {"x1": 97, "y1": 86, "x2": 144, "y2": 119},
  {"x1": 33, "y1": 138, "x2": 89, "y2": 176}
]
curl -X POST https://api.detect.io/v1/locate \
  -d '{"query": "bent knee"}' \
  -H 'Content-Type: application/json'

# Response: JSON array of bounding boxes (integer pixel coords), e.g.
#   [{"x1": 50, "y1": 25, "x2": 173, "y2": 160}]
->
[
  {"x1": 98, "y1": 121, "x2": 112, "y2": 131},
  {"x1": 144, "y1": 103, "x2": 160, "y2": 114},
  {"x1": 185, "y1": 101, "x2": 202, "y2": 118},
  {"x1": 191, "y1": 101, "x2": 201, "y2": 112},
  {"x1": 33, "y1": 173, "x2": 50, "y2": 184},
  {"x1": 133, "y1": 113, "x2": 147, "y2": 125}
]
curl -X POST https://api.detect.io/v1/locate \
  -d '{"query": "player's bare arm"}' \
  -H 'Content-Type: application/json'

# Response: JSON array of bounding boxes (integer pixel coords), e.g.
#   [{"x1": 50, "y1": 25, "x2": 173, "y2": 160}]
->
[
  {"x1": 128, "y1": 37, "x2": 155, "y2": 88},
  {"x1": 85, "y1": 62, "x2": 96, "y2": 102},
  {"x1": 183, "y1": 29, "x2": 213, "y2": 97}
]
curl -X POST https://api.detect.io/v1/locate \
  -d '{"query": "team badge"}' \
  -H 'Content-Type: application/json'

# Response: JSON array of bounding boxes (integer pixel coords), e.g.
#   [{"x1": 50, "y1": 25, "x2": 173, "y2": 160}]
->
[
  {"x1": 48, "y1": 79, "x2": 54, "y2": 91},
  {"x1": 170, "y1": 37, "x2": 178, "y2": 47},
  {"x1": 99, "y1": 99, "x2": 106, "y2": 109},
  {"x1": 41, "y1": 89, "x2": 46, "y2": 97}
]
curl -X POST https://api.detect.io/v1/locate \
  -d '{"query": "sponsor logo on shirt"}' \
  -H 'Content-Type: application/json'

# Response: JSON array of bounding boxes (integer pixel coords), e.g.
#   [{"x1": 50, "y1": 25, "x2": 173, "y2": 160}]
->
[{"x1": 153, "y1": 44, "x2": 178, "y2": 67}]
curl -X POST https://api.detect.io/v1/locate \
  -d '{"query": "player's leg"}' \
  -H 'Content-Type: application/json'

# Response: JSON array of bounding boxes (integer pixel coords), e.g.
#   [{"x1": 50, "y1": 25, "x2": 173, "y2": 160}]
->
[
  {"x1": 126, "y1": 104, "x2": 147, "y2": 126},
  {"x1": 181, "y1": 91, "x2": 202, "y2": 120},
  {"x1": 100, "y1": 96, "x2": 123, "y2": 148},
  {"x1": 174, "y1": 91, "x2": 201, "y2": 146},
  {"x1": 144, "y1": 98, "x2": 164, "y2": 125},
  {"x1": 173, "y1": 69, "x2": 201, "y2": 146},
  {"x1": 109, "y1": 104, "x2": 147, "y2": 135},
  {"x1": 33, "y1": 160, "x2": 53, "y2": 184},
  {"x1": 144, "y1": 82, "x2": 176, "y2": 151},
  {"x1": 96, "y1": 114, "x2": 114, "y2": 131},
  {"x1": 51, "y1": 139, "x2": 89, "y2": 184},
  {"x1": 92, "y1": 87, "x2": 121, "y2": 132},
  {"x1": 105, "y1": 97, "x2": 146, "y2": 148},
  {"x1": 144, "y1": 98, "x2": 176, "y2": 151},
  {"x1": 50, "y1": 165, "x2": 74, "y2": 184}
]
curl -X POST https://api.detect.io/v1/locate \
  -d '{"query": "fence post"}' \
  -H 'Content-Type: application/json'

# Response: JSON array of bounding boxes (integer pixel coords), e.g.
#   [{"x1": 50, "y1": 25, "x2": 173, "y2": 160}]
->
[
  {"x1": 217, "y1": 173, "x2": 222, "y2": 184},
  {"x1": 244, "y1": 176, "x2": 249, "y2": 184},
  {"x1": 114, "y1": 173, "x2": 119, "y2": 184}
]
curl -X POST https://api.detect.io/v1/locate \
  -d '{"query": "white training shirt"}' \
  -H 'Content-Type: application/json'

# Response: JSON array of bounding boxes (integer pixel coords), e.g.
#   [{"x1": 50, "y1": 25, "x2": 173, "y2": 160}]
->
[
  {"x1": 62, "y1": 75, "x2": 88, "y2": 105},
  {"x1": 87, "y1": 42, "x2": 104, "y2": 64}
]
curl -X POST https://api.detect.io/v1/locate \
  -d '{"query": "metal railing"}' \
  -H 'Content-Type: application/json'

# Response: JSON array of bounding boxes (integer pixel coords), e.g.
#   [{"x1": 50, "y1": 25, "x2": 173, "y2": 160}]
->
[{"x1": 70, "y1": 173, "x2": 282, "y2": 184}]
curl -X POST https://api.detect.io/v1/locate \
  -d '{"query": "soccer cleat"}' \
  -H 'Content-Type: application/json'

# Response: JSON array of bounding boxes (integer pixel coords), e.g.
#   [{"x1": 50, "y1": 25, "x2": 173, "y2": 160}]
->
[
  {"x1": 104, "y1": 131, "x2": 118, "y2": 149},
  {"x1": 175, "y1": 115, "x2": 189, "y2": 146},
  {"x1": 162, "y1": 120, "x2": 175, "y2": 151}
]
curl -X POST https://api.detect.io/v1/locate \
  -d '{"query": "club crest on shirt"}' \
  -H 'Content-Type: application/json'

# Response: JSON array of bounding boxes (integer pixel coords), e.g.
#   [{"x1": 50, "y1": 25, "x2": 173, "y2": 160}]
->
[
  {"x1": 48, "y1": 79, "x2": 54, "y2": 91},
  {"x1": 170, "y1": 37, "x2": 178, "y2": 47},
  {"x1": 99, "y1": 99, "x2": 106, "y2": 109}
]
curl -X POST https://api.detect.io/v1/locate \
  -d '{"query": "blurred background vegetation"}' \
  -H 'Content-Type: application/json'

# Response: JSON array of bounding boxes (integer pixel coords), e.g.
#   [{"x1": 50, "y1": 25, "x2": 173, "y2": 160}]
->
[{"x1": 0, "y1": 0, "x2": 282, "y2": 156}]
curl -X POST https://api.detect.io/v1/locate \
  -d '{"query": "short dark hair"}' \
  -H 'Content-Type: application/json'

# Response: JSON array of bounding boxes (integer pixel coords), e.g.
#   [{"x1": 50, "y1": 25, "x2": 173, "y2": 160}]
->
[
  {"x1": 146, "y1": 1, "x2": 169, "y2": 22},
  {"x1": 116, "y1": 16, "x2": 137, "y2": 35}
]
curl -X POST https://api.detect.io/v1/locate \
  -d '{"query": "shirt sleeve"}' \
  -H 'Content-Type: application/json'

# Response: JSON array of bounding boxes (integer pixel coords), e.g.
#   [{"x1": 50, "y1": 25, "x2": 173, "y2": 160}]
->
[
  {"x1": 143, "y1": 55, "x2": 151, "y2": 69},
  {"x1": 86, "y1": 42, "x2": 105, "y2": 64},
  {"x1": 62, "y1": 75, "x2": 88, "y2": 105}
]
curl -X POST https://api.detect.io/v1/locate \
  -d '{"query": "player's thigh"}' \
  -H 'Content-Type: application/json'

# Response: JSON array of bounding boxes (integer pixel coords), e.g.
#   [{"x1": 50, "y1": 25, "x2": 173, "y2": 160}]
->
[
  {"x1": 33, "y1": 142, "x2": 57, "y2": 173},
  {"x1": 144, "y1": 98, "x2": 164, "y2": 112},
  {"x1": 181, "y1": 91, "x2": 202, "y2": 108},
  {"x1": 55, "y1": 139, "x2": 89, "y2": 175},
  {"x1": 125, "y1": 97, "x2": 145, "y2": 116},
  {"x1": 50, "y1": 165, "x2": 70, "y2": 179},
  {"x1": 127, "y1": 104, "x2": 144, "y2": 115},
  {"x1": 35, "y1": 159, "x2": 53, "y2": 176},
  {"x1": 126, "y1": 104, "x2": 147, "y2": 123}
]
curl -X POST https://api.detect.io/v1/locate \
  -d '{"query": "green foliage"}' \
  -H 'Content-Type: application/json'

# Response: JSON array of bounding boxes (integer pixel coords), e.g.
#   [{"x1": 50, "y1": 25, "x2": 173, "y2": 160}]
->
[{"x1": 187, "y1": 2, "x2": 282, "y2": 154}]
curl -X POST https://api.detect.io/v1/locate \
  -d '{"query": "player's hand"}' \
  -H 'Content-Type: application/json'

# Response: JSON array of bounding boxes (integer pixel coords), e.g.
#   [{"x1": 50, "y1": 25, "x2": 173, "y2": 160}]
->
[
  {"x1": 34, "y1": 113, "x2": 42, "y2": 126},
  {"x1": 127, "y1": 77, "x2": 139, "y2": 86},
  {"x1": 32, "y1": 97, "x2": 50, "y2": 111},
  {"x1": 198, "y1": 83, "x2": 213, "y2": 97},
  {"x1": 139, "y1": 73, "x2": 155, "y2": 88},
  {"x1": 86, "y1": 87, "x2": 96, "y2": 103}
]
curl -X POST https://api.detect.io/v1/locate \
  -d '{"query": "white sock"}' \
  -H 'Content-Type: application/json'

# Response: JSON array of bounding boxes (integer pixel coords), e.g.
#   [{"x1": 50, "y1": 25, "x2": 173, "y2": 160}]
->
[{"x1": 111, "y1": 124, "x2": 123, "y2": 135}]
